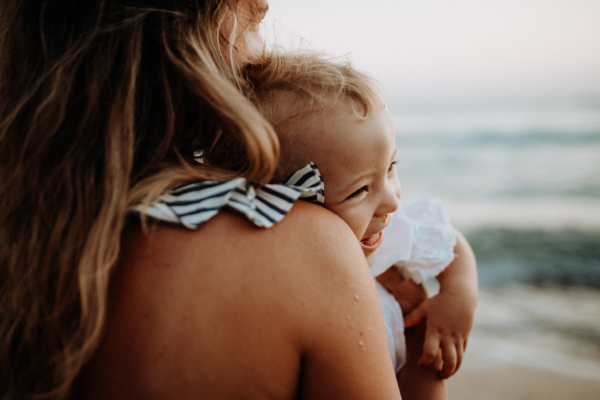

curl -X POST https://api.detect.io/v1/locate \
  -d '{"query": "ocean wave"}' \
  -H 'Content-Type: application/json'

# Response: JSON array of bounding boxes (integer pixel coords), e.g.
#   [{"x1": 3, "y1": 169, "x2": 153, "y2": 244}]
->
[
  {"x1": 397, "y1": 130, "x2": 600, "y2": 147},
  {"x1": 394, "y1": 131, "x2": 600, "y2": 202},
  {"x1": 390, "y1": 99, "x2": 600, "y2": 137},
  {"x1": 465, "y1": 228, "x2": 600, "y2": 288}
]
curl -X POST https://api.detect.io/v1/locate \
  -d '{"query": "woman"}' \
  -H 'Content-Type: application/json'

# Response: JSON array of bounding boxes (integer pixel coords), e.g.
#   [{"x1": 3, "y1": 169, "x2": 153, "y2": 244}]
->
[{"x1": 0, "y1": 1, "x2": 402, "y2": 398}]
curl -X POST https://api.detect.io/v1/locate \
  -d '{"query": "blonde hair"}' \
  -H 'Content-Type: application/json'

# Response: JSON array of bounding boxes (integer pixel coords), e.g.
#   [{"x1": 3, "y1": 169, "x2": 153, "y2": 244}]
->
[
  {"x1": 243, "y1": 51, "x2": 382, "y2": 181},
  {"x1": 0, "y1": 1, "x2": 277, "y2": 399}
]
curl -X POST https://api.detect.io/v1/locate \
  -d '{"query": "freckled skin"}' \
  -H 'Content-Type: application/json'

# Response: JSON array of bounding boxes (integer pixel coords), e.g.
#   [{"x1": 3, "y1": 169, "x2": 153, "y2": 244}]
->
[{"x1": 79, "y1": 203, "x2": 402, "y2": 400}]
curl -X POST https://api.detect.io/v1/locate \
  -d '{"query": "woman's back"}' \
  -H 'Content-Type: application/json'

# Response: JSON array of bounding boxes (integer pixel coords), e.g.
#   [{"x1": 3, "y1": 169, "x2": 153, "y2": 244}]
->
[
  {"x1": 0, "y1": 1, "x2": 401, "y2": 398},
  {"x1": 0, "y1": 1, "x2": 278, "y2": 396},
  {"x1": 80, "y1": 202, "x2": 399, "y2": 399}
]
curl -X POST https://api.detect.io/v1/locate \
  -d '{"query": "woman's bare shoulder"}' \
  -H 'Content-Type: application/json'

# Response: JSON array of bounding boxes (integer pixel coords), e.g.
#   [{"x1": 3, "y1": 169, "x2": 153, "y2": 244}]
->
[
  {"x1": 113, "y1": 201, "x2": 371, "y2": 329},
  {"x1": 120, "y1": 200, "x2": 360, "y2": 278},
  {"x1": 81, "y1": 203, "x2": 399, "y2": 399}
]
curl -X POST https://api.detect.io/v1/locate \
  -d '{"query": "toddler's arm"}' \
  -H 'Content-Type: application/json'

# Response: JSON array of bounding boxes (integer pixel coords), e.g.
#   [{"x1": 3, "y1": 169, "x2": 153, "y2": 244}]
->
[
  {"x1": 403, "y1": 230, "x2": 478, "y2": 378},
  {"x1": 376, "y1": 269, "x2": 447, "y2": 400}
]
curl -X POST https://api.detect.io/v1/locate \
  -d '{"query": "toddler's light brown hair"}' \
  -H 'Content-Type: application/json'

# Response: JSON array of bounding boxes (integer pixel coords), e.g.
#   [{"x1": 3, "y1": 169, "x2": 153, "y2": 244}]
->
[{"x1": 243, "y1": 51, "x2": 384, "y2": 181}]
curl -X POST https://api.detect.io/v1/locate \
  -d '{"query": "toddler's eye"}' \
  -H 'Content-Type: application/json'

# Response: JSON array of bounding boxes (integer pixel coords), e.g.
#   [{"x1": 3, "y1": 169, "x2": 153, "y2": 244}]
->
[
  {"x1": 346, "y1": 186, "x2": 367, "y2": 200},
  {"x1": 388, "y1": 160, "x2": 399, "y2": 173}
]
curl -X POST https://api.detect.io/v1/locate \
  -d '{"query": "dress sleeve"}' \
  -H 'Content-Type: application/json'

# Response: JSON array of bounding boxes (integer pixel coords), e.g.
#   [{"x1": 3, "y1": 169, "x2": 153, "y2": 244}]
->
[{"x1": 369, "y1": 199, "x2": 457, "y2": 283}]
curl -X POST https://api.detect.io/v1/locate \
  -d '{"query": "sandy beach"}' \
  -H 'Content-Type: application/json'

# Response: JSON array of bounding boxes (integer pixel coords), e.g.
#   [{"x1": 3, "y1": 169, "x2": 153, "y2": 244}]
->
[{"x1": 444, "y1": 285, "x2": 600, "y2": 399}]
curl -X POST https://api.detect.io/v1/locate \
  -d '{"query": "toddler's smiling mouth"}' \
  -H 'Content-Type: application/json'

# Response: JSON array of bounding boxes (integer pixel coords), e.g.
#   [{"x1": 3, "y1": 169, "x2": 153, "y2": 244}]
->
[{"x1": 360, "y1": 231, "x2": 383, "y2": 250}]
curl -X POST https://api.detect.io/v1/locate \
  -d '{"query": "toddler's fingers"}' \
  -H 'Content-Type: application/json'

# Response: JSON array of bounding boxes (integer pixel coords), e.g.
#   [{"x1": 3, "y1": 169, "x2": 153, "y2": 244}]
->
[
  {"x1": 439, "y1": 341, "x2": 457, "y2": 379},
  {"x1": 417, "y1": 333, "x2": 440, "y2": 367},
  {"x1": 403, "y1": 307, "x2": 425, "y2": 328}
]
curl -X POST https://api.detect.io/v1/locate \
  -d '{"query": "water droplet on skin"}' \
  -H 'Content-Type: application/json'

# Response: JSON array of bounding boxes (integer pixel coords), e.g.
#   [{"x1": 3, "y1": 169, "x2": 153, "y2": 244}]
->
[
  {"x1": 346, "y1": 315, "x2": 351, "y2": 320},
  {"x1": 362, "y1": 346, "x2": 366, "y2": 352},
  {"x1": 358, "y1": 340, "x2": 364, "y2": 346},
  {"x1": 354, "y1": 294, "x2": 360, "y2": 301}
]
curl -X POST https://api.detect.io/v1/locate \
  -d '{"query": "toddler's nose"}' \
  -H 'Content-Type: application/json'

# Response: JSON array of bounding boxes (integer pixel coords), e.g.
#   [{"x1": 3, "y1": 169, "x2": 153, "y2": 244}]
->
[{"x1": 377, "y1": 179, "x2": 401, "y2": 217}]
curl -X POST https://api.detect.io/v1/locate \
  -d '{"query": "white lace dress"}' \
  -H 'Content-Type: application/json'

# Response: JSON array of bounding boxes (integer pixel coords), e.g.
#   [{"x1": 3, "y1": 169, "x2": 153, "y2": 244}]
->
[{"x1": 370, "y1": 199, "x2": 457, "y2": 372}]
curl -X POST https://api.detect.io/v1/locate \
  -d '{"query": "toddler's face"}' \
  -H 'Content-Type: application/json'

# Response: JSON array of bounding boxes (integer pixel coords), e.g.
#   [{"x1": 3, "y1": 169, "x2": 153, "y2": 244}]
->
[{"x1": 303, "y1": 105, "x2": 401, "y2": 261}]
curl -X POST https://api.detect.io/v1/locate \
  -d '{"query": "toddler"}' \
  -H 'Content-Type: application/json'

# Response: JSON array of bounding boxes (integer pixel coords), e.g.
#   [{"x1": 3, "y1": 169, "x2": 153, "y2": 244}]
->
[{"x1": 244, "y1": 52, "x2": 478, "y2": 383}]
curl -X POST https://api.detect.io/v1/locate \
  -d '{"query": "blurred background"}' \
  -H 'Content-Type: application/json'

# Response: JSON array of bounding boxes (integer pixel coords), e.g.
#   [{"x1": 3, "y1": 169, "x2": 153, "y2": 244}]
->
[{"x1": 263, "y1": 1, "x2": 600, "y2": 398}]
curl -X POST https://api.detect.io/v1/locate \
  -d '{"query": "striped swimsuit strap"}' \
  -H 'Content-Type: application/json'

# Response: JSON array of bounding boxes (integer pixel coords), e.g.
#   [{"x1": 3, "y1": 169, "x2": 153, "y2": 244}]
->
[{"x1": 132, "y1": 163, "x2": 325, "y2": 229}]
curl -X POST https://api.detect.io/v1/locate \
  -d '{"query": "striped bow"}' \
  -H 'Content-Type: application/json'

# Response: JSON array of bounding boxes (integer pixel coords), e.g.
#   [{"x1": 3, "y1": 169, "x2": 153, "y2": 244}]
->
[{"x1": 133, "y1": 163, "x2": 324, "y2": 229}]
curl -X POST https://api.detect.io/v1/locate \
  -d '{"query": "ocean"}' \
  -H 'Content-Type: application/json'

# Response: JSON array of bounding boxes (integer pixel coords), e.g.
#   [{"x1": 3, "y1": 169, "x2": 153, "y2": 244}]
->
[{"x1": 389, "y1": 94, "x2": 600, "y2": 288}]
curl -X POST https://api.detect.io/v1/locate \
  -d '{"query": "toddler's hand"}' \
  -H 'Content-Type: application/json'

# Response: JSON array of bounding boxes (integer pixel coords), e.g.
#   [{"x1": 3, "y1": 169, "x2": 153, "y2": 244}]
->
[
  {"x1": 376, "y1": 267, "x2": 428, "y2": 314},
  {"x1": 403, "y1": 291, "x2": 475, "y2": 379}
]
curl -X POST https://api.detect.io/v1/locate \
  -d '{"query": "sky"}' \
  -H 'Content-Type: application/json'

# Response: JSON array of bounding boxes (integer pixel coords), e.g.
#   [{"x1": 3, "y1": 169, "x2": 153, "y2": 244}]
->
[{"x1": 262, "y1": 0, "x2": 600, "y2": 103}]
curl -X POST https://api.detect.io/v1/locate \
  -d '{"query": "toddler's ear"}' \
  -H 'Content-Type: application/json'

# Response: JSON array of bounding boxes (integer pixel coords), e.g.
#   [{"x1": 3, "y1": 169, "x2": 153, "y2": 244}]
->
[
  {"x1": 271, "y1": 162, "x2": 298, "y2": 184},
  {"x1": 269, "y1": 167, "x2": 285, "y2": 184}
]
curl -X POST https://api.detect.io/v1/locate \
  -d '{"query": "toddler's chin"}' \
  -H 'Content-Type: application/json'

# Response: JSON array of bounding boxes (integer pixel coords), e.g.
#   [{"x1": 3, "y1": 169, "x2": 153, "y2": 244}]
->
[{"x1": 364, "y1": 249, "x2": 379, "y2": 264}]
